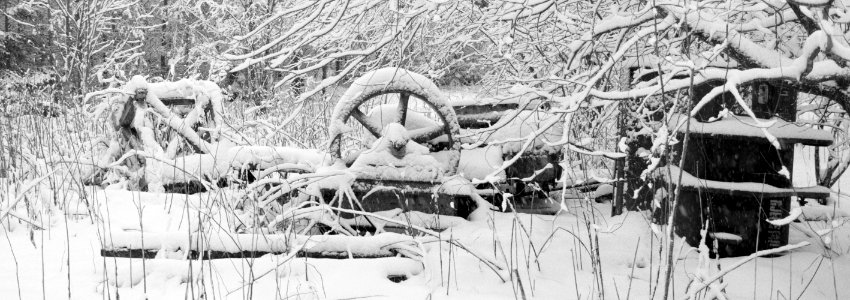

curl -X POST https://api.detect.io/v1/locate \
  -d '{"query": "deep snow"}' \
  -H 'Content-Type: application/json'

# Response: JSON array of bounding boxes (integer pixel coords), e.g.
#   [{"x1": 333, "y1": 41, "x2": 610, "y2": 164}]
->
[{"x1": 1, "y1": 187, "x2": 848, "y2": 300}]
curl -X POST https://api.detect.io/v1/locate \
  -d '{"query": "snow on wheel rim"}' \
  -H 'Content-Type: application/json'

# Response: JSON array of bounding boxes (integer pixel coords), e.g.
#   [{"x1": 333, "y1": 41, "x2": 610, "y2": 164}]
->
[{"x1": 328, "y1": 67, "x2": 461, "y2": 175}]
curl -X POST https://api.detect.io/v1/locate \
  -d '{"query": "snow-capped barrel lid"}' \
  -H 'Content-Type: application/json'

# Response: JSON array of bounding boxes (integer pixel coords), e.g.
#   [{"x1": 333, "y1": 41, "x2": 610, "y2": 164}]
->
[
  {"x1": 667, "y1": 114, "x2": 833, "y2": 147},
  {"x1": 656, "y1": 166, "x2": 832, "y2": 199}
]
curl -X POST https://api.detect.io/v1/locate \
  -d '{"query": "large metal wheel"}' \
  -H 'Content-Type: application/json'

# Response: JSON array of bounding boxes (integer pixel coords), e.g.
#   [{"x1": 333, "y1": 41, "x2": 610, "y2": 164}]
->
[{"x1": 327, "y1": 68, "x2": 461, "y2": 175}]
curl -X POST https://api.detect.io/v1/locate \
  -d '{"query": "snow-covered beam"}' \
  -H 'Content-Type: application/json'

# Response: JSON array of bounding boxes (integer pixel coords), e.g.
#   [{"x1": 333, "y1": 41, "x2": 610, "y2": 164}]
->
[{"x1": 101, "y1": 231, "x2": 420, "y2": 259}]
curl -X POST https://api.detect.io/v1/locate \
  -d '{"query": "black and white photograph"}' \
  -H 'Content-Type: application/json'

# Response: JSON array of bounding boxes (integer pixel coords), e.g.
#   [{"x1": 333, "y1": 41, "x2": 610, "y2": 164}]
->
[{"x1": 1, "y1": 0, "x2": 849, "y2": 299}]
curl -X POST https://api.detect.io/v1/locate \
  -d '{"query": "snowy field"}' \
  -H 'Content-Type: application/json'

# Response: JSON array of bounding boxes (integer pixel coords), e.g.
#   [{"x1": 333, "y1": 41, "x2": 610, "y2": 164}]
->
[
  {"x1": 1, "y1": 187, "x2": 847, "y2": 300},
  {"x1": 7, "y1": 0, "x2": 850, "y2": 299},
  {"x1": 2, "y1": 77, "x2": 849, "y2": 299}
]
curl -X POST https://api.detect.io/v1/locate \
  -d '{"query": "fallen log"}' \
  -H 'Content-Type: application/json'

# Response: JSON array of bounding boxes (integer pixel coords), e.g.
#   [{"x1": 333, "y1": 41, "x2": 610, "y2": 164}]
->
[{"x1": 100, "y1": 231, "x2": 419, "y2": 260}]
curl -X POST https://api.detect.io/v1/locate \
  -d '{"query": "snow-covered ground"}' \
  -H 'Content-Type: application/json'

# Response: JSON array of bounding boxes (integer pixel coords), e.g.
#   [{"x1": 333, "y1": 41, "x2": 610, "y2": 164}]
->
[
  {"x1": 1, "y1": 188, "x2": 847, "y2": 300},
  {"x1": 1, "y1": 78, "x2": 848, "y2": 299}
]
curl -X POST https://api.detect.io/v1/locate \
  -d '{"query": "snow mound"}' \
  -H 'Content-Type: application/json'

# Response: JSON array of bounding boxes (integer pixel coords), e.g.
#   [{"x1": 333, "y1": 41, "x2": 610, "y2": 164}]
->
[
  {"x1": 227, "y1": 145, "x2": 331, "y2": 170},
  {"x1": 155, "y1": 144, "x2": 332, "y2": 185},
  {"x1": 350, "y1": 124, "x2": 444, "y2": 182}
]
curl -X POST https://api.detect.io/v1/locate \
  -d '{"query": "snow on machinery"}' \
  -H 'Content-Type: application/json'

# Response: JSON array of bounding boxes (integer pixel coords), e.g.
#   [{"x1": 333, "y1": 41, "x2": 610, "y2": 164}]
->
[
  {"x1": 323, "y1": 67, "x2": 566, "y2": 216},
  {"x1": 85, "y1": 67, "x2": 567, "y2": 214},
  {"x1": 90, "y1": 67, "x2": 567, "y2": 261},
  {"x1": 618, "y1": 63, "x2": 836, "y2": 257},
  {"x1": 81, "y1": 75, "x2": 227, "y2": 192}
]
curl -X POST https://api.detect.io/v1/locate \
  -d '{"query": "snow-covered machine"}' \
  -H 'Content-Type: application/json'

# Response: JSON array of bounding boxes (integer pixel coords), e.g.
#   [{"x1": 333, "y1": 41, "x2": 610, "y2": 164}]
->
[
  {"x1": 654, "y1": 81, "x2": 834, "y2": 257},
  {"x1": 323, "y1": 67, "x2": 564, "y2": 217},
  {"x1": 98, "y1": 67, "x2": 564, "y2": 259},
  {"x1": 81, "y1": 76, "x2": 226, "y2": 192},
  {"x1": 617, "y1": 60, "x2": 837, "y2": 257}
]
